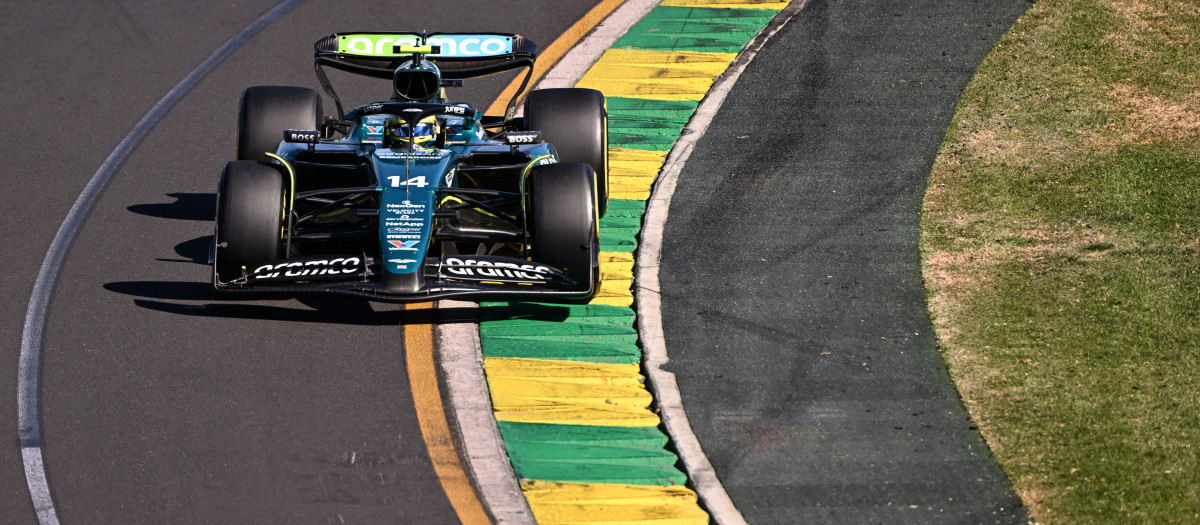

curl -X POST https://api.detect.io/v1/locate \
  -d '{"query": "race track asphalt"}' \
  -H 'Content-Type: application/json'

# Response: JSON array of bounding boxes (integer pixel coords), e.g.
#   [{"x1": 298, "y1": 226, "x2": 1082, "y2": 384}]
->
[
  {"x1": 0, "y1": 2, "x2": 596, "y2": 523},
  {"x1": 659, "y1": 0, "x2": 1033, "y2": 523}
]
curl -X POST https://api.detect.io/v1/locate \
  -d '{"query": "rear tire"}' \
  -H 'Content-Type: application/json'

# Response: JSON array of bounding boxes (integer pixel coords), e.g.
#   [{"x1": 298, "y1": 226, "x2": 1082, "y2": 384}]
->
[
  {"x1": 237, "y1": 86, "x2": 322, "y2": 162},
  {"x1": 524, "y1": 88, "x2": 609, "y2": 216},
  {"x1": 528, "y1": 162, "x2": 600, "y2": 296},
  {"x1": 214, "y1": 160, "x2": 285, "y2": 283}
]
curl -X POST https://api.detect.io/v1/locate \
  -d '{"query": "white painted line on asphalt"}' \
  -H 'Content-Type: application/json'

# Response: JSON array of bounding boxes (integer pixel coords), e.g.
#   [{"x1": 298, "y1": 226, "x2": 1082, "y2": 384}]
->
[
  {"x1": 21, "y1": 447, "x2": 57, "y2": 524},
  {"x1": 634, "y1": 2, "x2": 810, "y2": 525},
  {"x1": 16, "y1": 1, "x2": 307, "y2": 523},
  {"x1": 435, "y1": 300, "x2": 535, "y2": 525}
]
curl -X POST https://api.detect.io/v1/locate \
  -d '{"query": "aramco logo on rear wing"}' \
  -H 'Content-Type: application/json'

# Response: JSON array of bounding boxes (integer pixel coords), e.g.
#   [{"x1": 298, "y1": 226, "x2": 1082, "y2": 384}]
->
[{"x1": 339, "y1": 34, "x2": 513, "y2": 57}]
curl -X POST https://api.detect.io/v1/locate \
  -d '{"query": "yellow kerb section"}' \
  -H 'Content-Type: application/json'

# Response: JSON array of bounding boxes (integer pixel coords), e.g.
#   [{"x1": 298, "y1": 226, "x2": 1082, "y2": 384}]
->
[
  {"x1": 575, "y1": 49, "x2": 738, "y2": 101},
  {"x1": 591, "y1": 251, "x2": 635, "y2": 307},
  {"x1": 485, "y1": 358, "x2": 660, "y2": 427},
  {"x1": 522, "y1": 480, "x2": 709, "y2": 525},
  {"x1": 610, "y1": 148, "x2": 668, "y2": 201},
  {"x1": 661, "y1": 0, "x2": 790, "y2": 9}
]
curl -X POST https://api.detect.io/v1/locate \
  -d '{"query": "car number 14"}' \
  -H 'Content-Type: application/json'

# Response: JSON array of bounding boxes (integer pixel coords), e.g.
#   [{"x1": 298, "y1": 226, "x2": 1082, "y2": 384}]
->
[{"x1": 388, "y1": 175, "x2": 428, "y2": 188}]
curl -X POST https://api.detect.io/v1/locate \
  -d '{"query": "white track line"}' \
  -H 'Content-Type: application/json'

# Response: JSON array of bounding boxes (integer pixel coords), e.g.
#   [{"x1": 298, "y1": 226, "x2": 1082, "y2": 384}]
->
[
  {"x1": 634, "y1": 2, "x2": 809, "y2": 525},
  {"x1": 16, "y1": 2, "x2": 306, "y2": 523}
]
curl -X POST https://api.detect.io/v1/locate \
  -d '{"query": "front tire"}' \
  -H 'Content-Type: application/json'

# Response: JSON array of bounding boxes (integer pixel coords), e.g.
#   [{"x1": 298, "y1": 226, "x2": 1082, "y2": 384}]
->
[
  {"x1": 214, "y1": 160, "x2": 285, "y2": 284},
  {"x1": 237, "y1": 86, "x2": 322, "y2": 162},
  {"x1": 524, "y1": 88, "x2": 609, "y2": 217},
  {"x1": 528, "y1": 162, "x2": 600, "y2": 296}
]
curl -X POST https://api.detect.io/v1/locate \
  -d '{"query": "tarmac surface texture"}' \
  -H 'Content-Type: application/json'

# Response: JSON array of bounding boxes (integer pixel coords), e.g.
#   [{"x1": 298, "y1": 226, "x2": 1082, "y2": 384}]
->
[
  {"x1": 0, "y1": 2, "x2": 597, "y2": 523},
  {"x1": 659, "y1": 0, "x2": 1032, "y2": 522}
]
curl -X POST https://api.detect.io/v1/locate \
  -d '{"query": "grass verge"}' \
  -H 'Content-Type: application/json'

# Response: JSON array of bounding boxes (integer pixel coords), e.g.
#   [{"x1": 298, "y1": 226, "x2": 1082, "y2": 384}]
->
[{"x1": 922, "y1": 0, "x2": 1200, "y2": 522}]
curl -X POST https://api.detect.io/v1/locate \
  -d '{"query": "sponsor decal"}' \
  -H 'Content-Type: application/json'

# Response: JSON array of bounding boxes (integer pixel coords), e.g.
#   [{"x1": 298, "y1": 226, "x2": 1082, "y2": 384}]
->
[
  {"x1": 386, "y1": 233, "x2": 421, "y2": 239},
  {"x1": 284, "y1": 129, "x2": 320, "y2": 143},
  {"x1": 376, "y1": 151, "x2": 445, "y2": 159},
  {"x1": 251, "y1": 257, "x2": 362, "y2": 280},
  {"x1": 441, "y1": 256, "x2": 554, "y2": 282},
  {"x1": 388, "y1": 240, "x2": 420, "y2": 251},
  {"x1": 388, "y1": 259, "x2": 418, "y2": 264},
  {"x1": 362, "y1": 103, "x2": 384, "y2": 113},
  {"x1": 385, "y1": 201, "x2": 426, "y2": 215},
  {"x1": 443, "y1": 168, "x2": 456, "y2": 188},
  {"x1": 505, "y1": 131, "x2": 541, "y2": 144},
  {"x1": 443, "y1": 105, "x2": 467, "y2": 115},
  {"x1": 339, "y1": 34, "x2": 514, "y2": 58}
]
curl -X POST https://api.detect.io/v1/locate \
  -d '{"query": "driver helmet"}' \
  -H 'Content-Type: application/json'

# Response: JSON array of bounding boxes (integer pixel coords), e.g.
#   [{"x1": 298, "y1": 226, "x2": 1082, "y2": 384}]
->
[{"x1": 386, "y1": 115, "x2": 440, "y2": 148}]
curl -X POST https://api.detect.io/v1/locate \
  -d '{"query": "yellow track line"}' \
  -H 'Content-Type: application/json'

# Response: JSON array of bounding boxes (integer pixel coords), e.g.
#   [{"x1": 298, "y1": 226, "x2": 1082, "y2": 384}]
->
[
  {"x1": 405, "y1": 302, "x2": 491, "y2": 524},
  {"x1": 483, "y1": 0, "x2": 628, "y2": 116}
]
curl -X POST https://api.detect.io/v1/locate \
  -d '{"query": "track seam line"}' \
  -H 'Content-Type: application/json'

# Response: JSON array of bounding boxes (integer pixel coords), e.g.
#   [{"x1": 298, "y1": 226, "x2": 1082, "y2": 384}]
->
[
  {"x1": 633, "y1": 2, "x2": 810, "y2": 524},
  {"x1": 16, "y1": 1, "x2": 307, "y2": 523}
]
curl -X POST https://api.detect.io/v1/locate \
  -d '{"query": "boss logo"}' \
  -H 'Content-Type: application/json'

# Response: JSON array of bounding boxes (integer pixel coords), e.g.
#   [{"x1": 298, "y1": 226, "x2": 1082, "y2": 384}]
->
[
  {"x1": 284, "y1": 129, "x2": 320, "y2": 143},
  {"x1": 505, "y1": 131, "x2": 541, "y2": 145}
]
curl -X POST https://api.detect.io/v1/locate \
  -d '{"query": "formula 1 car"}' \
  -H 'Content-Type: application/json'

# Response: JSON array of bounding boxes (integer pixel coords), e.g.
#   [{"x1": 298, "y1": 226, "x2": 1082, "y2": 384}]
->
[{"x1": 211, "y1": 32, "x2": 608, "y2": 302}]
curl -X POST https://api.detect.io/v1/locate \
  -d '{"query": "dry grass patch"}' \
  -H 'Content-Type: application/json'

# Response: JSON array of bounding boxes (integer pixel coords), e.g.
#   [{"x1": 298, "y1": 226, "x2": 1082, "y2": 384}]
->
[{"x1": 923, "y1": 0, "x2": 1200, "y2": 522}]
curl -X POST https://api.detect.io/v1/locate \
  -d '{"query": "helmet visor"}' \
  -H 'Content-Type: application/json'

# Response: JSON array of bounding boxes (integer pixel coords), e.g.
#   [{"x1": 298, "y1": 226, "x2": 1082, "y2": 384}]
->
[{"x1": 394, "y1": 121, "x2": 436, "y2": 138}]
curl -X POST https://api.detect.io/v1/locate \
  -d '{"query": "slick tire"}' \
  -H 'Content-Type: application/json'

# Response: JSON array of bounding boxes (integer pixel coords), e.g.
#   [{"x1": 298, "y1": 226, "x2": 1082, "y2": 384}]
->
[
  {"x1": 524, "y1": 88, "x2": 609, "y2": 216},
  {"x1": 528, "y1": 162, "x2": 600, "y2": 297},
  {"x1": 214, "y1": 160, "x2": 285, "y2": 284},
  {"x1": 237, "y1": 86, "x2": 322, "y2": 162}
]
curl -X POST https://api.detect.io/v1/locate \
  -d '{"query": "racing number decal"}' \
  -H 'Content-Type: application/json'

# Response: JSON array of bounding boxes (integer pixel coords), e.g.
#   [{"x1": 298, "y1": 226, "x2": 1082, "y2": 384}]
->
[{"x1": 388, "y1": 175, "x2": 429, "y2": 188}]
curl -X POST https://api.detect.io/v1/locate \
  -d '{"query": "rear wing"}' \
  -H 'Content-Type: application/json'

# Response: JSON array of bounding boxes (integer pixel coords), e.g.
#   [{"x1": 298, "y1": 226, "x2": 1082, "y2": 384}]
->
[{"x1": 314, "y1": 32, "x2": 537, "y2": 118}]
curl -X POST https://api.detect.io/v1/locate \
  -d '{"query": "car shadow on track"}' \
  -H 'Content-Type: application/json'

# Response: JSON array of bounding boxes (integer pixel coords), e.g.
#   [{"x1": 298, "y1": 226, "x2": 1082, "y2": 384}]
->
[
  {"x1": 103, "y1": 281, "x2": 477, "y2": 325},
  {"x1": 127, "y1": 193, "x2": 215, "y2": 222}
]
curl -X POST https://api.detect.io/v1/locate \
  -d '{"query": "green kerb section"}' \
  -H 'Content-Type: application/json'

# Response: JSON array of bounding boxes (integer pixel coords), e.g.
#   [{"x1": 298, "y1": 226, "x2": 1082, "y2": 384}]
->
[
  {"x1": 601, "y1": 198, "x2": 645, "y2": 252},
  {"x1": 499, "y1": 421, "x2": 689, "y2": 486},
  {"x1": 614, "y1": 6, "x2": 779, "y2": 53},
  {"x1": 479, "y1": 1, "x2": 786, "y2": 507},
  {"x1": 608, "y1": 97, "x2": 698, "y2": 151},
  {"x1": 481, "y1": 302, "x2": 639, "y2": 364}
]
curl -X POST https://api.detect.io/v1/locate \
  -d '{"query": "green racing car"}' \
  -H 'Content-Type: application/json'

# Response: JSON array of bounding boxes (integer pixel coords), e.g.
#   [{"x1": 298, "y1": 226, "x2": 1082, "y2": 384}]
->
[{"x1": 211, "y1": 31, "x2": 608, "y2": 302}]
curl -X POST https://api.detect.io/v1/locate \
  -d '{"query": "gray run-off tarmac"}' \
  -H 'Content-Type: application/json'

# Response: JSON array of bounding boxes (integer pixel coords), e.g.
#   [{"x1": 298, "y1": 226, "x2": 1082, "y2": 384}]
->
[{"x1": 660, "y1": 0, "x2": 1032, "y2": 522}]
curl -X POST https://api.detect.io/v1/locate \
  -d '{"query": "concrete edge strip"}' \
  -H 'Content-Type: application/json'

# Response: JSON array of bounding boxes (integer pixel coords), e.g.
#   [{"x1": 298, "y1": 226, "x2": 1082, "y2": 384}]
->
[
  {"x1": 633, "y1": 2, "x2": 809, "y2": 524},
  {"x1": 436, "y1": 300, "x2": 535, "y2": 525},
  {"x1": 441, "y1": 2, "x2": 662, "y2": 522},
  {"x1": 15, "y1": 2, "x2": 307, "y2": 523}
]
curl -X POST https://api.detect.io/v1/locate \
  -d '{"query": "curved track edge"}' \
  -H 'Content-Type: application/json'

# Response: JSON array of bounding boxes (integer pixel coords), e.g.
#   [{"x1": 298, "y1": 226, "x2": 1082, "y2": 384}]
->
[
  {"x1": 15, "y1": 2, "x2": 307, "y2": 523},
  {"x1": 636, "y1": 4, "x2": 810, "y2": 523}
]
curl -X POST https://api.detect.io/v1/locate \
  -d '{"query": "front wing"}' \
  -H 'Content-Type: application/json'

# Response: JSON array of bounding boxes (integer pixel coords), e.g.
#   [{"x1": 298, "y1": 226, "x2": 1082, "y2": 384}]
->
[{"x1": 212, "y1": 255, "x2": 597, "y2": 303}]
